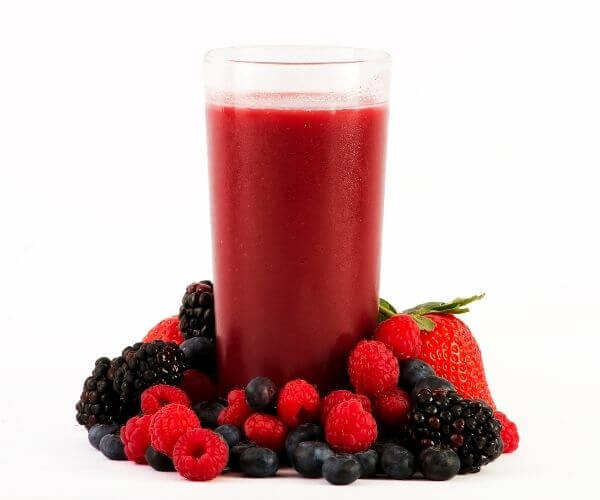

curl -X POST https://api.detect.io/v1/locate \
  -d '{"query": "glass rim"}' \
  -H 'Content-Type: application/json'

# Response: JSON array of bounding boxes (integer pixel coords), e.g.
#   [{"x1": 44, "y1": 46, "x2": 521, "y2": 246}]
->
[{"x1": 204, "y1": 45, "x2": 391, "y2": 66}]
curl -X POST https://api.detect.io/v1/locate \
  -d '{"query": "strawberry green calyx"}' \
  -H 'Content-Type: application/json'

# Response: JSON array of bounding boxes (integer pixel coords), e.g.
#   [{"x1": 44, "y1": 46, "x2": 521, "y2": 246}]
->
[
  {"x1": 377, "y1": 294, "x2": 485, "y2": 332},
  {"x1": 377, "y1": 298, "x2": 398, "y2": 324}
]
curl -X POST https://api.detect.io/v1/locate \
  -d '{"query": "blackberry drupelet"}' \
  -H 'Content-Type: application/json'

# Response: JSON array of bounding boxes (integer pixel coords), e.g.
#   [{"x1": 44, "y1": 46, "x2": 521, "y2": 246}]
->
[
  {"x1": 75, "y1": 357, "x2": 121, "y2": 429},
  {"x1": 405, "y1": 388, "x2": 503, "y2": 474},
  {"x1": 111, "y1": 341, "x2": 186, "y2": 413},
  {"x1": 179, "y1": 280, "x2": 215, "y2": 341}
]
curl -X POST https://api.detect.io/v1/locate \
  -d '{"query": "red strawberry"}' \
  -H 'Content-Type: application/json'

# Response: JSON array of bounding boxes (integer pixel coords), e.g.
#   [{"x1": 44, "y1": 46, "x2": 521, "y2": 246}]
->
[
  {"x1": 380, "y1": 295, "x2": 494, "y2": 405},
  {"x1": 419, "y1": 312, "x2": 495, "y2": 406},
  {"x1": 378, "y1": 294, "x2": 519, "y2": 453},
  {"x1": 143, "y1": 316, "x2": 184, "y2": 345}
]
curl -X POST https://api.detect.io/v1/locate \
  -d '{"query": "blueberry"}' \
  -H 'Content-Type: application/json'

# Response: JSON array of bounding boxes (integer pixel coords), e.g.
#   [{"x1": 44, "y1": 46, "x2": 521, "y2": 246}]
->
[
  {"x1": 293, "y1": 441, "x2": 334, "y2": 478},
  {"x1": 215, "y1": 424, "x2": 242, "y2": 449},
  {"x1": 285, "y1": 423, "x2": 323, "y2": 462},
  {"x1": 412, "y1": 376, "x2": 455, "y2": 399},
  {"x1": 229, "y1": 442, "x2": 256, "y2": 471},
  {"x1": 145, "y1": 446, "x2": 175, "y2": 471},
  {"x1": 193, "y1": 401, "x2": 225, "y2": 428},
  {"x1": 99, "y1": 433, "x2": 126, "y2": 460},
  {"x1": 381, "y1": 445, "x2": 415, "y2": 479},
  {"x1": 322, "y1": 454, "x2": 362, "y2": 485},
  {"x1": 400, "y1": 359, "x2": 435, "y2": 389},
  {"x1": 179, "y1": 337, "x2": 216, "y2": 373},
  {"x1": 88, "y1": 423, "x2": 119, "y2": 450},
  {"x1": 240, "y1": 446, "x2": 279, "y2": 477},
  {"x1": 354, "y1": 449, "x2": 378, "y2": 478},
  {"x1": 419, "y1": 446, "x2": 460, "y2": 480},
  {"x1": 245, "y1": 376, "x2": 277, "y2": 411},
  {"x1": 373, "y1": 440, "x2": 402, "y2": 474}
]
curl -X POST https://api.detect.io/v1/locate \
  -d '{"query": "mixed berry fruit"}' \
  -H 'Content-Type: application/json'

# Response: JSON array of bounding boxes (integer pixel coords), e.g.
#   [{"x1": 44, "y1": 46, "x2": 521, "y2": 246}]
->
[{"x1": 77, "y1": 282, "x2": 519, "y2": 484}]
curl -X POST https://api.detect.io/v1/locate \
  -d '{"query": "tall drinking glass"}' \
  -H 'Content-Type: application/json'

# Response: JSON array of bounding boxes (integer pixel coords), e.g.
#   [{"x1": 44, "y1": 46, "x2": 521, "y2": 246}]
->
[{"x1": 204, "y1": 46, "x2": 391, "y2": 392}]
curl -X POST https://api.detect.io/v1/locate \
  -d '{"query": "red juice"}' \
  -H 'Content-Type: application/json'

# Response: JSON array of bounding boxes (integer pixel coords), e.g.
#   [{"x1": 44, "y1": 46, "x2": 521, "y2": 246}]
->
[{"x1": 207, "y1": 101, "x2": 388, "y2": 392}]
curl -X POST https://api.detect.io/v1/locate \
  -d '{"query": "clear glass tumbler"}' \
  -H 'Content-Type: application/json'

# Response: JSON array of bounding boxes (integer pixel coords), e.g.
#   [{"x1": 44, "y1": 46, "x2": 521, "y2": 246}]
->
[{"x1": 204, "y1": 46, "x2": 391, "y2": 392}]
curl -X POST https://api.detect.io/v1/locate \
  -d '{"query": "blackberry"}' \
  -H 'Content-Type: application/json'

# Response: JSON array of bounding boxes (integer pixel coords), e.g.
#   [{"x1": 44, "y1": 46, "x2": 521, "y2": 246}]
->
[
  {"x1": 75, "y1": 357, "x2": 121, "y2": 429},
  {"x1": 111, "y1": 341, "x2": 186, "y2": 413},
  {"x1": 405, "y1": 389, "x2": 503, "y2": 473},
  {"x1": 179, "y1": 280, "x2": 215, "y2": 341}
]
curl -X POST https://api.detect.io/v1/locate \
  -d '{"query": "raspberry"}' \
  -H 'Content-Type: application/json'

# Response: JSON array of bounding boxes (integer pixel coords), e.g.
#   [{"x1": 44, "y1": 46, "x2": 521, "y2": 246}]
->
[
  {"x1": 172, "y1": 428, "x2": 228, "y2": 481},
  {"x1": 277, "y1": 379, "x2": 320, "y2": 428},
  {"x1": 348, "y1": 340, "x2": 399, "y2": 396},
  {"x1": 374, "y1": 314, "x2": 422, "y2": 360},
  {"x1": 180, "y1": 370, "x2": 218, "y2": 405},
  {"x1": 143, "y1": 316, "x2": 184, "y2": 345},
  {"x1": 217, "y1": 389, "x2": 252, "y2": 428},
  {"x1": 373, "y1": 387, "x2": 411, "y2": 427},
  {"x1": 121, "y1": 415, "x2": 152, "y2": 464},
  {"x1": 141, "y1": 384, "x2": 190, "y2": 415},
  {"x1": 325, "y1": 399, "x2": 377, "y2": 453},
  {"x1": 150, "y1": 403, "x2": 200, "y2": 456},
  {"x1": 244, "y1": 413, "x2": 287, "y2": 452},
  {"x1": 320, "y1": 390, "x2": 371, "y2": 423},
  {"x1": 495, "y1": 411, "x2": 519, "y2": 453},
  {"x1": 356, "y1": 394, "x2": 372, "y2": 413}
]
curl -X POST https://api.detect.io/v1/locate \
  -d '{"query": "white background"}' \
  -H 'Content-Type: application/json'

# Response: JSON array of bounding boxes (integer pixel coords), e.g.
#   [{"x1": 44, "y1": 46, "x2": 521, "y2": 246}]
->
[{"x1": 1, "y1": 0, "x2": 599, "y2": 498}]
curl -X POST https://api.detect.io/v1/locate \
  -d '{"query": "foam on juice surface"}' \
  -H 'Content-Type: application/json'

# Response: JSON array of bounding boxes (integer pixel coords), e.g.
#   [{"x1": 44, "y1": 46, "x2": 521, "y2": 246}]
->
[{"x1": 206, "y1": 92, "x2": 386, "y2": 110}]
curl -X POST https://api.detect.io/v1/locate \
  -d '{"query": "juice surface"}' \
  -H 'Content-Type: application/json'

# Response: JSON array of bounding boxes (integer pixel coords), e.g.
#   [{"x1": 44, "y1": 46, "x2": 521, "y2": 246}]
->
[{"x1": 207, "y1": 102, "x2": 388, "y2": 392}]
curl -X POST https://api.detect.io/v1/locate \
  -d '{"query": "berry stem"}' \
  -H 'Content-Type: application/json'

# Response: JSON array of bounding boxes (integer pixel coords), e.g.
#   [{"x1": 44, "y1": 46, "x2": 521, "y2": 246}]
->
[
  {"x1": 403, "y1": 294, "x2": 485, "y2": 316},
  {"x1": 378, "y1": 298, "x2": 397, "y2": 321},
  {"x1": 377, "y1": 294, "x2": 485, "y2": 332}
]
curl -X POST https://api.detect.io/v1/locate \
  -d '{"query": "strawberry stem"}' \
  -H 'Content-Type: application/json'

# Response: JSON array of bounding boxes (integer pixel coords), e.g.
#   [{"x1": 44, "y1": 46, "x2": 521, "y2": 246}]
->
[
  {"x1": 377, "y1": 293, "x2": 485, "y2": 331},
  {"x1": 403, "y1": 294, "x2": 485, "y2": 316},
  {"x1": 379, "y1": 302, "x2": 397, "y2": 318}
]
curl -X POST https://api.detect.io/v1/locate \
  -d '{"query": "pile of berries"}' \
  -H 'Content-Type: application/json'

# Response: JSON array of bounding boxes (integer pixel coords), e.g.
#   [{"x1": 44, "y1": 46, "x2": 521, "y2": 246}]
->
[{"x1": 77, "y1": 282, "x2": 519, "y2": 484}]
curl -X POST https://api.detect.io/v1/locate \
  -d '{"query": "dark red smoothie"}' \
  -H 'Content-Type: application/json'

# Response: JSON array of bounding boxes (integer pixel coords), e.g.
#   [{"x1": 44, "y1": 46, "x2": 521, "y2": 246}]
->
[{"x1": 207, "y1": 100, "x2": 388, "y2": 392}]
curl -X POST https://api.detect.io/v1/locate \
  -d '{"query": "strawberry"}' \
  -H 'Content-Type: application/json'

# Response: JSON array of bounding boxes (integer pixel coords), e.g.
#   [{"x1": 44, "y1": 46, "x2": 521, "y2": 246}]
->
[
  {"x1": 143, "y1": 316, "x2": 184, "y2": 345},
  {"x1": 378, "y1": 294, "x2": 519, "y2": 453},
  {"x1": 419, "y1": 313, "x2": 495, "y2": 406},
  {"x1": 379, "y1": 295, "x2": 493, "y2": 404}
]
